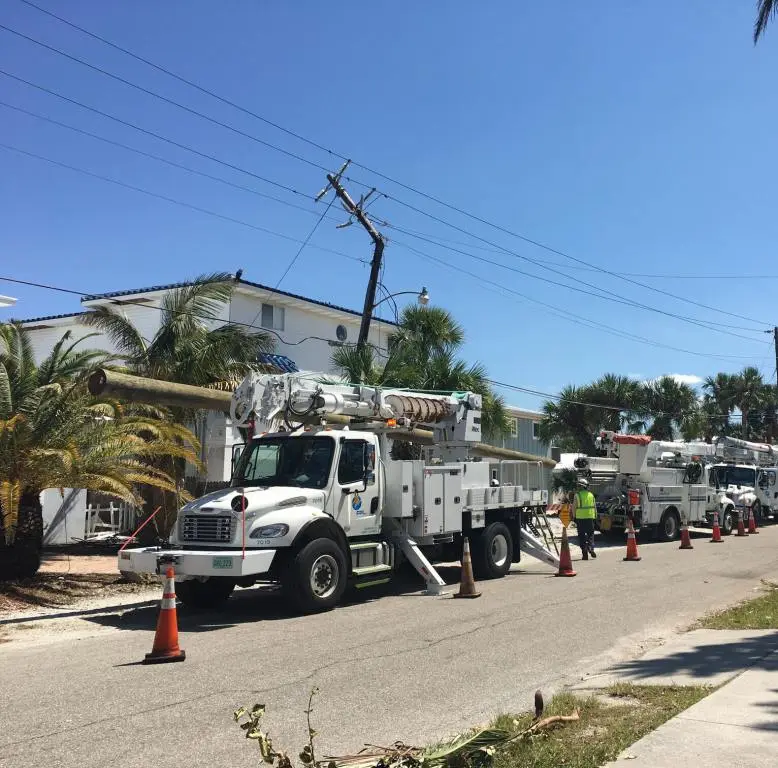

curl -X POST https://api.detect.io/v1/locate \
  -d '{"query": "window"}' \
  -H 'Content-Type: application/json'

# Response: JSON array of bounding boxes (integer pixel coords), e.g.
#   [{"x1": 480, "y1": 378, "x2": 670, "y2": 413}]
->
[
  {"x1": 509, "y1": 418, "x2": 518, "y2": 437},
  {"x1": 338, "y1": 440, "x2": 369, "y2": 485},
  {"x1": 233, "y1": 436, "x2": 334, "y2": 489},
  {"x1": 532, "y1": 422, "x2": 540, "y2": 440},
  {"x1": 260, "y1": 303, "x2": 285, "y2": 331}
]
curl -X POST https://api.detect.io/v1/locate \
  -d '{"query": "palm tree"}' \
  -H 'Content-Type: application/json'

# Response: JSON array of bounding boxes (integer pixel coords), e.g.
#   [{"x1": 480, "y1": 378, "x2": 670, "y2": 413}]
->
[
  {"x1": 703, "y1": 372, "x2": 736, "y2": 437},
  {"x1": 538, "y1": 384, "x2": 600, "y2": 455},
  {"x1": 0, "y1": 323, "x2": 201, "y2": 579},
  {"x1": 585, "y1": 374, "x2": 645, "y2": 434},
  {"x1": 755, "y1": 0, "x2": 777, "y2": 42},
  {"x1": 81, "y1": 274, "x2": 275, "y2": 533},
  {"x1": 331, "y1": 305, "x2": 510, "y2": 443},
  {"x1": 643, "y1": 376, "x2": 699, "y2": 440},
  {"x1": 730, "y1": 366, "x2": 765, "y2": 439}
]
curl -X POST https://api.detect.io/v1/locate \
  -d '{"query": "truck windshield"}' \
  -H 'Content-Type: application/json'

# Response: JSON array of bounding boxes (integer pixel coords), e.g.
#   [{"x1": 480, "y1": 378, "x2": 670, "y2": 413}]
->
[
  {"x1": 233, "y1": 436, "x2": 335, "y2": 490},
  {"x1": 715, "y1": 466, "x2": 756, "y2": 488}
]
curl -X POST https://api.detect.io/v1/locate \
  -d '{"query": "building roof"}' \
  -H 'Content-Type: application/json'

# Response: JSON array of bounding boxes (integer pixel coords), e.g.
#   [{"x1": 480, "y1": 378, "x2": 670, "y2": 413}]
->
[
  {"x1": 17, "y1": 311, "x2": 85, "y2": 325},
  {"x1": 81, "y1": 278, "x2": 398, "y2": 326}
]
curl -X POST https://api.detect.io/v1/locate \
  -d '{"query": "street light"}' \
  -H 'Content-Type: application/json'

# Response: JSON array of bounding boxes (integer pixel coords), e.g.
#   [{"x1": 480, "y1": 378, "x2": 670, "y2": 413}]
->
[
  {"x1": 372, "y1": 286, "x2": 430, "y2": 310},
  {"x1": 0, "y1": 295, "x2": 17, "y2": 308}
]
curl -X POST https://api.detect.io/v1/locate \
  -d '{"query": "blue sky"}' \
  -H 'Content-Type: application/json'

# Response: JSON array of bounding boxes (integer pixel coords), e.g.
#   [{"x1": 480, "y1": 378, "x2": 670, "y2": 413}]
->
[{"x1": 2, "y1": 1, "x2": 778, "y2": 410}]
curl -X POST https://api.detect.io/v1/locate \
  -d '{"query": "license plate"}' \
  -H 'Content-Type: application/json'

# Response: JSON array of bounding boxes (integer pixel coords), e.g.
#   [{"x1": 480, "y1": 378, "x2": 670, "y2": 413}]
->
[
  {"x1": 599, "y1": 516, "x2": 612, "y2": 531},
  {"x1": 212, "y1": 556, "x2": 233, "y2": 570}
]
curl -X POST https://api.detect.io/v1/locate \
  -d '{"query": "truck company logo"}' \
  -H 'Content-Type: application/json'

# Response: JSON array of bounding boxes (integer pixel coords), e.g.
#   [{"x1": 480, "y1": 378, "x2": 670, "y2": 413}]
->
[{"x1": 352, "y1": 492, "x2": 364, "y2": 515}]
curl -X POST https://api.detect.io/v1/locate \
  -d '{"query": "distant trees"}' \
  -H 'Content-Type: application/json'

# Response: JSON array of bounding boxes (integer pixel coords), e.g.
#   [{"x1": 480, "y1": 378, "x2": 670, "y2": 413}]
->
[{"x1": 539, "y1": 368, "x2": 777, "y2": 453}]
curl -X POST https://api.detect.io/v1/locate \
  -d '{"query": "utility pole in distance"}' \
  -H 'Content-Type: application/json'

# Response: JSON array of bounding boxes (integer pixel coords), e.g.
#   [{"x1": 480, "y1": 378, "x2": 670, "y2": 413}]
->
[{"x1": 321, "y1": 164, "x2": 385, "y2": 348}]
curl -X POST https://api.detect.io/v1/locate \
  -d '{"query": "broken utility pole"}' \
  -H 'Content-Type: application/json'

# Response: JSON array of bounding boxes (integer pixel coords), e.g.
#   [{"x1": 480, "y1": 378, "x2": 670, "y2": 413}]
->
[{"x1": 322, "y1": 163, "x2": 385, "y2": 348}]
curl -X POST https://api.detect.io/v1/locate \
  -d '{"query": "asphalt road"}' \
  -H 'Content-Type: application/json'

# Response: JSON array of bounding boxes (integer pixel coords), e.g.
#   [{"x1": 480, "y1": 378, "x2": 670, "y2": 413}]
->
[{"x1": 2, "y1": 527, "x2": 777, "y2": 768}]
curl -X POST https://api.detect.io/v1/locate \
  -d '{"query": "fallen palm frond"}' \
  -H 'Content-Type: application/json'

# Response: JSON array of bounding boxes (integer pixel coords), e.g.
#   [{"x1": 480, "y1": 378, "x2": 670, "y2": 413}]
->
[{"x1": 236, "y1": 690, "x2": 580, "y2": 768}]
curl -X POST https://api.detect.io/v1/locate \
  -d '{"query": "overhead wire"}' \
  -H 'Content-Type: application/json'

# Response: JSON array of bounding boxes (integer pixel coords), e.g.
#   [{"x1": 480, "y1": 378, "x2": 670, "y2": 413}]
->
[
  {"x1": 1, "y1": 15, "x2": 771, "y2": 330},
  {"x1": 0, "y1": 273, "x2": 760, "y2": 424},
  {"x1": 0, "y1": 142, "x2": 367, "y2": 267}
]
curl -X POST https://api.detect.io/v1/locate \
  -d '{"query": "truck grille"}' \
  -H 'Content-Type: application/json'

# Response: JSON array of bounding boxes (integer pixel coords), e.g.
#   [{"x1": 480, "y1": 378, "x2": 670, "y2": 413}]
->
[{"x1": 180, "y1": 514, "x2": 234, "y2": 543}]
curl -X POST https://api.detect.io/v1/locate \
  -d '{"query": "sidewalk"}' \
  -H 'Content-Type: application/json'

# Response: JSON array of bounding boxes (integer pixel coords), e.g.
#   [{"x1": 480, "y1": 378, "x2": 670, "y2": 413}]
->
[
  {"x1": 571, "y1": 629, "x2": 778, "y2": 766},
  {"x1": 604, "y1": 647, "x2": 778, "y2": 765}
]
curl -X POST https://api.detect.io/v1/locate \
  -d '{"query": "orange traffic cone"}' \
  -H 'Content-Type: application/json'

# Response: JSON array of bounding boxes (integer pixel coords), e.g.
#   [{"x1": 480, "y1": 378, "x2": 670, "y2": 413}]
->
[
  {"x1": 143, "y1": 566, "x2": 186, "y2": 664},
  {"x1": 710, "y1": 510, "x2": 723, "y2": 543},
  {"x1": 454, "y1": 537, "x2": 481, "y2": 598},
  {"x1": 736, "y1": 508, "x2": 748, "y2": 537},
  {"x1": 748, "y1": 506, "x2": 759, "y2": 535},
  {"x1": 679, "y1": 520, "x2": 694, "y2": 550},
  {"x1": 554, "y1": 526, "x2": 577, "y2": 577},
  {"x1": 623, "y1": 519, "x2": 642, "y2": 562}
]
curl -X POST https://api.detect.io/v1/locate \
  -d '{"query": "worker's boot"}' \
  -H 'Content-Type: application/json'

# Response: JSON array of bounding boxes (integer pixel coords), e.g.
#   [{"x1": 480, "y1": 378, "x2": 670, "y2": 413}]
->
[
  {"x1": 589, "y1": 546, "x2": 597, "y2": 559},
  {"x1": 581, "y1": 546, "x2": 588, "y2": 561}
]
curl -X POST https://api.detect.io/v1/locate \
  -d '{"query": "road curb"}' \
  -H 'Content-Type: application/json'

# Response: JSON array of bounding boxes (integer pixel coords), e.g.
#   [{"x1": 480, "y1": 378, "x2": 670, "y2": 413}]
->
[{"x1": 0, "y1": 594, "x2": 159, "y2": 627}]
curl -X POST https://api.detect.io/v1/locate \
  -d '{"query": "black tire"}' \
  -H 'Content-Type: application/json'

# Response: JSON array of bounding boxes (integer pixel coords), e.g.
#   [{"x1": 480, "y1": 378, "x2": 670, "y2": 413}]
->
[
  {"x1": 720, "y1": 507, "x2": 735, "y2": 536},
  {"x1": 284, "y1": 538, "x2": 347, "y2": 614},
  {"x1": 176, "y1": 577, "x2": 235, "y2": 610},
  {"x1": 471, "y1": 522, "x2": 513, "y2": 580},
  {"x1": 658, "y1": 509, "x2": 680, "y2": 542}
]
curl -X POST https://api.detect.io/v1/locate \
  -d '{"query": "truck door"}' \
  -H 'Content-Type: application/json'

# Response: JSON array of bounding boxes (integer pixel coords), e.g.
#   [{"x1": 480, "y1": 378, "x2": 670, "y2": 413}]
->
[{"x1": 334, "y1": 438, "x2": 381, "y2": 536}]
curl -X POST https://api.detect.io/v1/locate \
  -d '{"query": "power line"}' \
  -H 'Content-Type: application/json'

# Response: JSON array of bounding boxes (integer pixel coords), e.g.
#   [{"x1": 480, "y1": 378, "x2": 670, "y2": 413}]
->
[
  {"x1": 386, "y1": 227, "x2": 768, "y2": 341},
  {"x1": 246, "y1": 195, "x2": 336, "y2": 331},
  {"x1": 0, "y1": 142, "x2": 367, "y2": 267},
  {"x1": 0, "y1": 272, "x2": 761, "y2": 423},
  {"x1": 3, "y1": 15, "x2": 770, "y2": 330},
  {"x1": 394, "y1": 239, "x2": 760, "y2": 362}
]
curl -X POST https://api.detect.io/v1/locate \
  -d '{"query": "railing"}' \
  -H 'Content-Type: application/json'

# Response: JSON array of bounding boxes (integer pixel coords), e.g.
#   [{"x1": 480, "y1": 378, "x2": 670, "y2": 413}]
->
[{"x1": 84, "y1": 502, "x2": 140, "y2": 539}]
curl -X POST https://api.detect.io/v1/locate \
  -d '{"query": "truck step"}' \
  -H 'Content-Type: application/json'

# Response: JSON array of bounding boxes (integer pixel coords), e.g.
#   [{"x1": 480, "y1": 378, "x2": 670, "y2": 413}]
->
[{"x1": 352, "y1": 563, "x2": 393, "y2": 577}]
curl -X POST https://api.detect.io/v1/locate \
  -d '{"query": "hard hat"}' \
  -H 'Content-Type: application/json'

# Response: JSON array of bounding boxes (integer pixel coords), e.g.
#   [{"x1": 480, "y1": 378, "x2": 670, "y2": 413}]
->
[{"x1": 577, "y1": 478, "x2": 589, "y2": 488}]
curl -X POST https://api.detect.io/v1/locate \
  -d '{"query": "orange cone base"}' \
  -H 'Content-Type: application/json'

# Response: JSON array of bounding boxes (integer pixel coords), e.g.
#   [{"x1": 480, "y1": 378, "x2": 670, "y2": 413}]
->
[
  {"x1": 679, "y1": 530, "x2": 694, "y2": 550},
  {"x1": 143, "y1": 649, "x2": 186, "y2": 664},
  {"x1": 709, "y1": 537, "x2": 724, "y2": 543},
  {"x1": 623, "y1": 555, "x2": 642, "y2": 561},
  {"x1": 679, "y1": 542, "x2": 694, "y2": 550},
  {"x1": 454, "y1": 590, "x2": 482, "y2": 599},
  {"x1": 554, "y1": 568, "x2": 577, "y2": 577}
]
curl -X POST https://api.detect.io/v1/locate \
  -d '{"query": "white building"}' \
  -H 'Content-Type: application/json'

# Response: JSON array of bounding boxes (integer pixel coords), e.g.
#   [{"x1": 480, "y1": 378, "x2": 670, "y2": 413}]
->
[{"x1": 21, "y1": 278, "x2": 396, "y2": 545}]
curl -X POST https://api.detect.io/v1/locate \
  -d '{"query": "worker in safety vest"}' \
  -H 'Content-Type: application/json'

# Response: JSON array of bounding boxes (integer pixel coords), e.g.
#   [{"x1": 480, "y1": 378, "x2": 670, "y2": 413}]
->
[{"x1": 573, "y1": 478, "x2": 597, "y2": 560}]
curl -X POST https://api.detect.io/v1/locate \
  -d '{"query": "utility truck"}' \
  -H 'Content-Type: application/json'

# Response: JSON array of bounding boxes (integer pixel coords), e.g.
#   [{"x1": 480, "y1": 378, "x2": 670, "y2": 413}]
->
[
  {"x1": 115, "y1": 372, "x2": 559, "y2": 613},
  {"x1": 562, "y1": 433, "x2": 778, "y2": 540}
]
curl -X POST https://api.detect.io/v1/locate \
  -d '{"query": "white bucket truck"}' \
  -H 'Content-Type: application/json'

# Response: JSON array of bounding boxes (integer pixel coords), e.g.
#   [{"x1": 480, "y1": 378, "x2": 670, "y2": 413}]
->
[{"x1": 118, "y1": 373, "x2": 558, "y2": 613}]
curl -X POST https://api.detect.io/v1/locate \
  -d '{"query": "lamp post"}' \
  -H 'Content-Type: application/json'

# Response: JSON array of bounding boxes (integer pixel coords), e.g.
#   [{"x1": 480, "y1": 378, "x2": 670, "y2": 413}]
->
[{"x1": 371, "y1": 286, "x2": 430, "y2": 312}]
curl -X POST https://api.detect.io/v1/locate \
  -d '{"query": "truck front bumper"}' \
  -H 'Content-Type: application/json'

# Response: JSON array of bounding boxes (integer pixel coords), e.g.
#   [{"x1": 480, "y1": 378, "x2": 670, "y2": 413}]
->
[{"x1": 118, "y1": 547, "x2": 277, "y2": 579}]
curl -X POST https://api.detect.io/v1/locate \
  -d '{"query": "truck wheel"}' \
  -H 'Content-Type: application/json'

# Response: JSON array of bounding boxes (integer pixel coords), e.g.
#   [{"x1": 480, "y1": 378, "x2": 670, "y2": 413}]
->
[
  {"x1": 285, "y1": 538, "x2": 347, "y2": 614},
  {"x1": 176, "y1": 577, "x2": 235, "y2": 610},
  {"x1": 471, "y1": 522, "x2": 513, "y2": 580},
  {"x1": 658, "y1": 509, "x2": 680, "y2": 542},
  {"x1": 721, "y1": 507, "x2": 735, "y2": 536}
]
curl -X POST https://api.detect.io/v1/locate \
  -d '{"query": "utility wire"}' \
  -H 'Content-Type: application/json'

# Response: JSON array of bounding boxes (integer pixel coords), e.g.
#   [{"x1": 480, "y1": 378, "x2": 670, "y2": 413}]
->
[
  {"x1": 0, "y1": 74, "x2": 762, "y2": 343},
  {"x1": 2, "y1": 16, "x2": 770, "y2": 329},
  {"x1": 0, "y1": 142, "x2": 366, "y2": 267},
  {"x1": 0, "y1": 273, "x2": 761, "y2": 423}
]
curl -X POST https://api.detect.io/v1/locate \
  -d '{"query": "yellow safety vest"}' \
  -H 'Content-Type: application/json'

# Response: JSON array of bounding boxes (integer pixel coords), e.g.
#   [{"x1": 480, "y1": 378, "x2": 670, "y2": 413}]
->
[{"x1": 575, "y1": 490, "x2": 596, "y2": 520}]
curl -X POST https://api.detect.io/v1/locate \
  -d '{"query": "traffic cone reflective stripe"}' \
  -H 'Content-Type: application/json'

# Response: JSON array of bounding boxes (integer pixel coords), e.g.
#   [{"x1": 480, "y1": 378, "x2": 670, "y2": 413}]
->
[
  {"x1": 748, "y1": 507, "x2": 759, "y2": 535},
  {"x1": 679, "y1": 521, "x2": 694, "y2": 550},
  {"x1": 623, "y1": 519, "x2": 642, "y2": 562},
  {"x1": 710, "y1": 511, "x2": 723, "y2": 543},
  {"x1": 736, "y1": 508, "x2": 748, "y2": 537},
  {"x1": 454, "y1": 537, "x2": 481, "y2": 599},
  {"x1": 554, "y1": 526, "x2": 576, "y2": 577},
  {"x1": 143, "y1": 566, "x2": 186, "y2": 664}
]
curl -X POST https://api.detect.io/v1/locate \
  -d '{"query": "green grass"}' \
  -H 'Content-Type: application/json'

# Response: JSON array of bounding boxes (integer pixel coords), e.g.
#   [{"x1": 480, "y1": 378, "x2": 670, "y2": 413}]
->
[
  {"x1": 696, "y1": 581, "x2": 778, "y2": 630},
  {"x1": 491, "y1": 684, "x2": 711, "y2": 768}
]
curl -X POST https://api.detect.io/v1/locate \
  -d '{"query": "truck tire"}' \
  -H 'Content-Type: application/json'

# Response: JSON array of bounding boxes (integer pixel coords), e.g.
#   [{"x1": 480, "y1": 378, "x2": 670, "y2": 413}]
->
[
  {"x1": 658, "y1": 509, "x2": 680, "y2": 542},
  {"x1": 721, "y1": 507, "x2": 735, "y2": 536},
  {"x1": 285, "y1": 538, "x2": 347, "y2": 614},
  {"x1": 471, "y1": 522, "x2": 513, "y2": 580},
  {"x1": 176, "y1": 577, "x2": 235, "y2": 610}
]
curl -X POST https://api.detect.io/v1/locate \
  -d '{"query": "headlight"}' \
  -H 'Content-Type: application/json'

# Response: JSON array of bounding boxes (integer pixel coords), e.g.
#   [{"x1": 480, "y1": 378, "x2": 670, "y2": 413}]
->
[{"x1": 249, "y1": 524, "x2": 289, "y2": 539}]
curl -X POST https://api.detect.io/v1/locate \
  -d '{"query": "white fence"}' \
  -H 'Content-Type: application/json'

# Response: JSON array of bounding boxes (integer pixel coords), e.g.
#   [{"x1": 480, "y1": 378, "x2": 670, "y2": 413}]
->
[{"x1": 84, "y1": 502, "x2": 141, "y2": 539}]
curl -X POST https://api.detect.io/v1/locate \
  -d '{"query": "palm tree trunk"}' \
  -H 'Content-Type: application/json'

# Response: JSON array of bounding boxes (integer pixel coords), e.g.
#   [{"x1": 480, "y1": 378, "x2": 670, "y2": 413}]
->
[{"x1": 0, "y1": 491, "x2": 43, "y2": 580}]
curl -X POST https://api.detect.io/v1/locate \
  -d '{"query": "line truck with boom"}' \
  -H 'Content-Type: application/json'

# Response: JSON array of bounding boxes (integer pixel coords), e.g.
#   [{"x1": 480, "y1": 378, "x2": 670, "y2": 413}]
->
[{"x1": 95, "y1": 370, "x2": 559, "y2": 613}]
